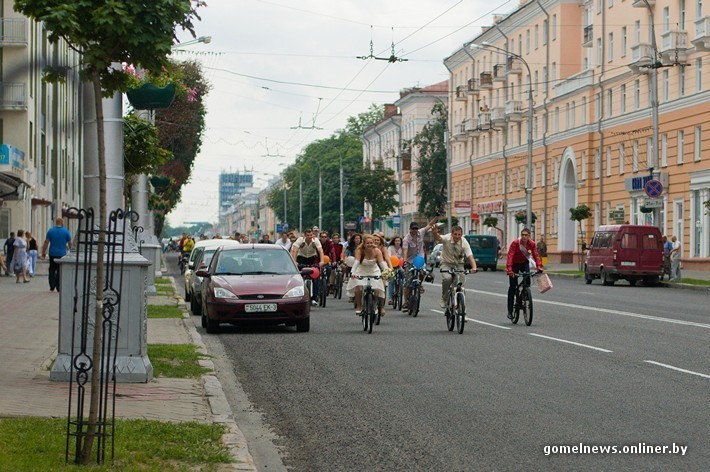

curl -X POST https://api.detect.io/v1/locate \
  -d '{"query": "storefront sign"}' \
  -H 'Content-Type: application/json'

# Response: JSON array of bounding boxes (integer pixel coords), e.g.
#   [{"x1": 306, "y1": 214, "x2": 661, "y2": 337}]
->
[
  {"x1": 609, "y1": 209, "x2": 625, "y2": 223},
  {"x1": 454, "y1": 200, "x2": 471, "y2": 215},
  {"x1": 625, "y1": 173, "x2": 668, "y2": 192},
  {"x1": 477, "y1": 200, "x2": 503, "y2": 214}
]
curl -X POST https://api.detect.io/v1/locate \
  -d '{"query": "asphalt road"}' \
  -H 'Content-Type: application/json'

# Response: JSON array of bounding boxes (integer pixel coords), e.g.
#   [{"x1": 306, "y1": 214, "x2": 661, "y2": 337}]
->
[{"x1": 169, "y1": 254, "x2": 709, "y2": 471}]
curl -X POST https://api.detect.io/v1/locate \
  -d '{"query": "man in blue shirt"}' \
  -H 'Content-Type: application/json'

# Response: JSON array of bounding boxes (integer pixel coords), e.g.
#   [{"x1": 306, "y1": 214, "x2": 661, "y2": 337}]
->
[{"x1": 41, "y1": 218, "x2": 72, "y2": 292}]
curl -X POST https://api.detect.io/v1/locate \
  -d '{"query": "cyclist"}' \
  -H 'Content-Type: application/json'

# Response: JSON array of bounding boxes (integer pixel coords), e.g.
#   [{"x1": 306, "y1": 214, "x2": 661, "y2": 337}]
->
[
  {"x1": 387, "y1": 235, "x2": 404, "y2": 306},
  {"x1": 290, "y1": 228, "x2": 325, "y2": 306},
  {"x1": 431, "y1": 225, "x2": 477, "y2": 308},
  {"x1": 505, "y1": 228, "x2": 543, "y2": 320},
  {"x1": 345, "y1": 234, "x2": 388, "y2": 316},
  {"x1": 401, "y1": 217, "x2": 439, "y2": 311},
  {"x1": 327, "y1": 233, "x2": 345, "y2": 292}
]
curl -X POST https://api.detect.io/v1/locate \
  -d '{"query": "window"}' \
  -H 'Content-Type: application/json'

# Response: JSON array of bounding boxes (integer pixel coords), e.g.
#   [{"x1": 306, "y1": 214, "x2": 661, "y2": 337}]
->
[
  {"x1": 621, "y1": 26, "x2": 627, "y2": 57},
  {"x1": 679, "y1": 67, "x2": 686, "y2": 97},
  {"x1": 552, "y1": 14, "x2": 557, "y2": 40},
  {"x1": 634, "y1": 20, "x2": 641, "y2": 45},
  {"x1": 621, "y1": 233, "x2": 638, "y2": 249},
  {"x1": 594, "y1": 149, "x2": 601, "y2": 178},
  {"x1": 643, "y1": 234, "x2": 660, "y2": 250},
  {"x1": 608, "y1": 32, "x2": 614, "y2": 62},
  {"x1": 680, "y1": 0, "x2": 686, "y2": 29},
  {"x1": 571, "y1": 101, "x2": 576, "y2": 128},
  {"x1": 647, "y1": 137, "x2": 653, "y2": 168},
  {"x1": 606, "y1": 147, "x2": 612, "y2": 176},
  {"x1": 596, "y1": 38, "x2": 602, "y2": 66},
  {"x1": 535, "y1": 25, "x2": 539, "y2": 49},
  {"x1": 620, "y1": 84, "x2": 626, "y2": 113},
  {"x1": 526, "y1": 29, "x2": 530, "y2": 54},
  {"x1": 595, "y1": 93, "x2": 601, "y2": 120},
  {"x1": 607, "y1": 89, "x2": 613, "y2": 117},
  {"x1": 696, "y1": 58, "x2": 703, "y2": 92},
  {"x1": 607, "y1": 0, "x2": 614, "y2": 7},
  {"x1": 662, "y1": 133, "x2": 668, "y2": 167},
  {"x1": 534, "y1": 70, "x2": 539, "y2": 96},
  {"x1": 662, "y1": 7, "x2": 670, "y2": 33},
  {"x1": 581, "y1": 151, "x2": 587, "y2": 181},
  {"x1": 662, "y1": 70, "x2": 669, "y2": 101},
  {"x1": 697, "y1": 0, "x2": 703, "y2": 19},
  {"x1": 633, "y1": 140, "x2": 639, "y2": 172},
  {"x1": 543, "y1": 19, "x2": 548, "y2": 45},
  {"x1": 542, "y1": 163, "x2": 546, "y2": 187},
  {"x1": 596, "y1": 0, "x2": 602, "y2": 14},
  {"x1": 552, "y1": 62, "x2": 557, "y2": 84},
  {"x1": 678, "y1": 130, "x2": 685, "y2": 164},
  {"x1": 619, "y1": 143, "x2": 625, "y2": 174},
  {"x1": 634, "y1": 79, "x2": 640, "y2": 109},
  {"x1": 554, "y1": 107, "x2": 559, "y2": 133},
  {"x1": 695, "y1": 125, "x2": 702, "y2": 161},
  {"x1": 581, "y1": 97, "x2": 587, "y2": 124}
]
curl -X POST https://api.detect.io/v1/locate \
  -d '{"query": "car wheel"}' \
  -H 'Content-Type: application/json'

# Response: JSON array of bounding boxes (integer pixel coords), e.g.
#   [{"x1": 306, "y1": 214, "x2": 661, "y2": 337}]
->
[
  {"x1": 201, "y1": 313, "x2": 207, "y2": 328},
  {"x1": 628, "y1": 278, "x2": 637, "y2": 286},
  {"x1": 483, "y1": 267, "x2": 489, "y2": 271},
  {"x1": 296, "y1": 317, "x2": 310, "y2": 332},
  {"x1": 601, "y1": 269, "x2": 615, "y2": 286},
  {"x1": 206, "y1": 315, "x2": 220, "y2": 333},
  {"x1": 491, "y1": 265, "x2": 497, "y2": 272},
  {"x1": 184, "y1": 286, "x2": 191, "y2": 302},
  {"x1": 584, "y1": 265, "x2": 593, "y2": 285},
  {"x1": 190, "y1": 295, "x2": 201, "y2": 316}
]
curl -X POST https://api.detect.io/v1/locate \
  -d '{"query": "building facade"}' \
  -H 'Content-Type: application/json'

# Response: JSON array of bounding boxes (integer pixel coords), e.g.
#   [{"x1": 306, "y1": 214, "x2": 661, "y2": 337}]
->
[
  {"x1": 0, "y1": 10, "x2": 83, "y2": 240},
  {"x1": 445, "y1": 0, "x2": 709, "y2": 269}
]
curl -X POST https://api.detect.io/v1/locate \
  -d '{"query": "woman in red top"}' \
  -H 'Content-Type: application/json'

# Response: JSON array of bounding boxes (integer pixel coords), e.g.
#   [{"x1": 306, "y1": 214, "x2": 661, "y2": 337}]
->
[{"x1": 505, "y1": 228, "x2": 543, "y2": 319}]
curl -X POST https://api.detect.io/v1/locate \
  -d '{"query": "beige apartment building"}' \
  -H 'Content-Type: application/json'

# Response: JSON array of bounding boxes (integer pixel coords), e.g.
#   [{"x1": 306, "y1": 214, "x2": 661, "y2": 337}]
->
[
  {"x1": 361, "y1": 81, "x2": 448, "y2": 236},
  {"x1": 444, "y1": 0, "x2": 710, "y2": 269},
  {"x1": 0, "y1": 10, "x2": 83, "y2": 241}
]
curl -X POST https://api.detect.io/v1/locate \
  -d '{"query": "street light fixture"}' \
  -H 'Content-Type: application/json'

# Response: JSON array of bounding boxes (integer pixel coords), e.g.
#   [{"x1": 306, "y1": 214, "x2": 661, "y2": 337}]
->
[
  {"x1": 471, "y1": 42, "x2": 534, "y2": 233},
  {"x1": 172, "y1": 36, "x2": 212, "y2": 49}
]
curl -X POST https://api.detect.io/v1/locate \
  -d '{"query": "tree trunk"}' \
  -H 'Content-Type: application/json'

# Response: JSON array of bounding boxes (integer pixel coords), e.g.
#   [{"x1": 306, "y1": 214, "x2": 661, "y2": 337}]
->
[{"x1": 80, "y1": 71, "x2": 107, "y2": 464}]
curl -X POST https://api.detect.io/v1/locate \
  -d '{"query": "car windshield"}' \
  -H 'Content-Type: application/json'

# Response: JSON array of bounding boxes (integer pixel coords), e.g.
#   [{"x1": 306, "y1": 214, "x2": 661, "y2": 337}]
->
[{"x1": 214, "y1": 249, "x2": 298, "y2": 275}]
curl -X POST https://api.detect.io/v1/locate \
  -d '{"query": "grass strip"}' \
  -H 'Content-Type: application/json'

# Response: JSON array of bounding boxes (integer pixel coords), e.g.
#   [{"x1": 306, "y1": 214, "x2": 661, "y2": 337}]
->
[
  {"x1": 0, "y1": 417, "x2": 232, "y2": 471},
  {"x1": 147, "y1": 305, "x2": 183, "y2": 319},
  {"x1": 155, "y1": 277, "x2": 172, "y2": 284},
  {"x1": 669, "y1": 277, "x2": 710, "y2": 286},
  {"x1": 155, "y1": 285, "x2": 174, "y2": 294},
  {"x1": 148, "y1": 343, "x2": 212, "y2": 378}
]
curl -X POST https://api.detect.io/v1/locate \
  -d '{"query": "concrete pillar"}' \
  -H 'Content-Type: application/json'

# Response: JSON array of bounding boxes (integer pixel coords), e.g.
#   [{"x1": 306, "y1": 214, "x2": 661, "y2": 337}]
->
[{"x1": 131, "y1": 174, "x2": 158, "y2": 295}]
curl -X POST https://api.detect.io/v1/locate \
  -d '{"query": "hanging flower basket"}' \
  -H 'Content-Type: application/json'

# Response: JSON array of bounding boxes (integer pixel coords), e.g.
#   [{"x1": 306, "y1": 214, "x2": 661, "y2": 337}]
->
[{"x1": 127, "y1": 82, "x2": 176, "y2": 110}]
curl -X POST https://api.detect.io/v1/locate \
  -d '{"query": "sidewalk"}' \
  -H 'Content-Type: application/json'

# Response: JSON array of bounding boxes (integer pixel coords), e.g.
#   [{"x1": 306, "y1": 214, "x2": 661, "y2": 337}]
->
[{"x1": 0, "y1": 258, "x2": 256, "y2": 471}]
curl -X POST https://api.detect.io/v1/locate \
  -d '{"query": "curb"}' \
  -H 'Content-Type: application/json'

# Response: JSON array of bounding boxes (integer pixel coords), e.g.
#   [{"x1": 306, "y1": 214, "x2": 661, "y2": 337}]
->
[
  {"x1": 168, "y1": 276, "x2": 257, "y2": 472},
  {"x1": 546, "y1": 271, "x2": 710, "y2": 291}
]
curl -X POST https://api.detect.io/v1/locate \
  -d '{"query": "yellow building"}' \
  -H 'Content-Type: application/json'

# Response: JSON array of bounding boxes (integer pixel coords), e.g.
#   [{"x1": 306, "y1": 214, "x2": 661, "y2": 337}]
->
[{"x1": 445, "y1": 0, "x2": 710, "y2": 270}]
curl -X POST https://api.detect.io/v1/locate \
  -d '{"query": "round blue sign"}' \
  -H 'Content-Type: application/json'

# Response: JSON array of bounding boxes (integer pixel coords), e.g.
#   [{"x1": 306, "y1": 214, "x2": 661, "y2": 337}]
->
[{"x1": 644, "y1": 179, "x2": 663, "y2": 198}]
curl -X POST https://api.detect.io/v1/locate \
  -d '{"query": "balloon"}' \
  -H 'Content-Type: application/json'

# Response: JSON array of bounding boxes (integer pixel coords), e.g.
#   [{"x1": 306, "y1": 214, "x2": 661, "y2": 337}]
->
[
  {"x1": 323, "y1": 255, "x2": 330, "y2": 264},
  {"x1": 389, "y1": 255, "x2": 400, "y2": 267},
  {"x1": 345, "y1": 256, "x2": 355, "y2": 267},
  {"x1": 310, "y1": 267, "x2": 320, "y2": 279},
  {"x1": 398, "y1": 257, "x2": 405, "y2": 267},
  {"x1": 413, "y1": 255, "x2": 425, "y2": 269}
]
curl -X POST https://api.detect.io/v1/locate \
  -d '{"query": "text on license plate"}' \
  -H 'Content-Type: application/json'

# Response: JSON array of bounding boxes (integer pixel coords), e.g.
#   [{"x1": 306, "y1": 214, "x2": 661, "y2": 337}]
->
[{"x1": 245, "y1": 303, "x2": 277, "y2": 313}]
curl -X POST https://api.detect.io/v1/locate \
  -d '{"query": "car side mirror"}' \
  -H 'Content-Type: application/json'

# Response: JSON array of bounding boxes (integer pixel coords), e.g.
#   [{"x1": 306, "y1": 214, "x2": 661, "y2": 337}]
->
[{"x1": 195, "y1": 269, "x2": 210, "y2": 278}]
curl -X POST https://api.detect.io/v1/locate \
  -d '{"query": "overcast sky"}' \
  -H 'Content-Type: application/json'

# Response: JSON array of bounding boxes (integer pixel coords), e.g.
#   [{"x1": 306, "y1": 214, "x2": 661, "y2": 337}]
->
[{"x1": 167, "y1": 0, "x2": 515, "y2": 227}]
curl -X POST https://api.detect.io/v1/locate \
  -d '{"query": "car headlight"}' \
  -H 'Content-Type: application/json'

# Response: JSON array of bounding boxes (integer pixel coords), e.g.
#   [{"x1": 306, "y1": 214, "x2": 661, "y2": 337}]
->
[
  {"x1": 213, "y1": 287, "x2": 239, "y2": 299},
  {"x1": 284, "y1": 285, "x2": 305, "y2": 299}
]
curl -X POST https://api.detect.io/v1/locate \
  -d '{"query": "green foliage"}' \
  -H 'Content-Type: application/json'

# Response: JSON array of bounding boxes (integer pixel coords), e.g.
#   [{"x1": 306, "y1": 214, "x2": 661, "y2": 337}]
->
[
  {"x1": 704, "y1": 199, "x2": 709, "y2": 215},
  {"x1": 123, "y1": 114, "x2": 172, "y2": 179},
  {"x1": 353, "y1": 160, "x2": 399, "y2": 222},
  {"x1": 515, "y1": 211, "x2": 537, "y2": 225},
  {"x1": 0, "y1": 417, "x2": 231, "y2": 470},
  {"x1": 413, "y1": 103, "x2": 448, "y2": 217},
  {"x1": 14, "y1": 0, "x2": 202, "y2": 96},
  {"x1": 483, "y1": 216, "x2": 498, "y2": 228},
  {"x1": 344, "y1": 103, "x2": 384, "y2": 135},
  {"x1": 569, "y1": 204, "x2": 592, "y2": 222}
]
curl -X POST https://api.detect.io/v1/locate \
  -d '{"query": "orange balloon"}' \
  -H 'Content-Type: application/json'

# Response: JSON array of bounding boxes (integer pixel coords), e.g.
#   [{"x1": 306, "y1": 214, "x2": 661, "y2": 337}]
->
[
  {"x1": 398, "y1": 257, "x2": 405, "y2": 267},
  {"x1": 389, "y1": 255, "x2": 400, "y2": 267},
  {"x1": 323, "y1": 255, "x2": 330, "y2": 264}
]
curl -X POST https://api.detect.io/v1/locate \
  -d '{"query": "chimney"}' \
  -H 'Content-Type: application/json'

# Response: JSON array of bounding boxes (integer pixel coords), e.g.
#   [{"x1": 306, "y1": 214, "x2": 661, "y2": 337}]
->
[{"x1": 384, "y1": 104, "x2": 398, "y2": 118}]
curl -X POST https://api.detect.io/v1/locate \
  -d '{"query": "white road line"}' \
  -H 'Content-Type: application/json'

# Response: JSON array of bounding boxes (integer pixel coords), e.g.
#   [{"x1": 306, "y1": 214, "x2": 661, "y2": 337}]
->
[
  {"x1": 464, "y1": 288, "x2": 710, "y2": 329},
  {"x1": 644, "y1": 360, "x2": 710, "y2": 379},
  {"x1": 468, "y1": 319, "x2": 512, "y2": 330},
  {"x1": 528, "y1": 333, "x2": 613, "y2": 353},
  {"x1": 578, "y1": 291, "x2": 595, "y2": 295}
]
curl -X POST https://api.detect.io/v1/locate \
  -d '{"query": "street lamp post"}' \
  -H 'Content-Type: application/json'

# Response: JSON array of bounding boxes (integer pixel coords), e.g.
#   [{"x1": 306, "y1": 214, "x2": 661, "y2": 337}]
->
[
  {"x1": 339, "y1": 154, "x2": 344, "y2": 237},
  {"x1": 472, "y1": 42, "x2": 534, "y2": 231}
]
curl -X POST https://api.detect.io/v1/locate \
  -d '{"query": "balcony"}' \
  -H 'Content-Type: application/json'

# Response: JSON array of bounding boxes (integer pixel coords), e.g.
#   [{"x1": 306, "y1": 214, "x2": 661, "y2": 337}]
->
[
  {"x1": 628, "y1": 43, "x2": 654, "y2": 73},
  {"x1": 466, "y1": 78, "x2": 479, "y2": 96},
  {"x1": 0, "y1": 19, "x2": 28, "y2": 46},
  {"x1": 493, "y1": 64, "x2": 506, "y2": 82},
  {"x1": 453, "y1": 121, "x2": 468, "y2": 140},
  {"x1": 553, "y1": 68, "x2": 595, "y2": 98},
  {"x1": 505, "y1": 100, "x2": 524, "y2": 122},
  {"x1": 506, "y1": 56, "x2": 522, "y2": 76},
  {"x1": 455, "y1": 85, "x2": 467, "y2": 101},
  {"x1": 0, "y1": 82, "x2": 27, "y2": 109},
  {"x1": 466, "y1": 117, "x2": 482, "y2": 136},
  {"x1": 660, "y1": 30, "x2": 689, "y2": 63},
  {"x1": 582, "y1": 25, "x2": 593, "y2": 48},
  {"x1": 490, "y1": 106, "x2": 506, "y2": 127},
  {"x1": 478, "y1": 112, "x2": 492, "y2": 131},
  {"x1": 693, "y1": 16, "x2": 710, "y2": 51},
  {"x1": 479, "y1": 71, "x2": 493, "y2": 89},
  {"x1": 632, "y1": 0, "x2": 654, "y2": 7}
]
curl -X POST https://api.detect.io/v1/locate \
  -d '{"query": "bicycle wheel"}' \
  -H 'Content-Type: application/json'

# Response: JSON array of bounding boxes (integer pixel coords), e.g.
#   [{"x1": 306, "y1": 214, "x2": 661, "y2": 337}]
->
[
  {"x1": 512, "y1": 289, "x2": 521, "y2": 324},
  {"x1": 396, "y1": 280, "x2": 403, "y2": 310},
  {"x1": 446, "y1": 293, "x2": 455, "y2": 331},
  {"x1": 523, "y1": 287, "x2": 534, "y2": 326},
  {"x1": 362, "y1": 291, "x2": 371, "y2": 331},
  {"x1": 334, "y1": 273, "x2": 343, "y2": 299},
  {"x1": 365, "y1": 292, "x2": 374, "y2": 333},
  {"x1": 391, "y1": 279, "x2": 399, "y2": 310},
  {"x1": 456, "y1": 292, "x2": 466, "y2": 334},
  {"x1": 319, "y1": 276, "x2": 327, "y2": 307},
  {"x1": 410, "y1": 285, "x2": 421, "y2": 317}
]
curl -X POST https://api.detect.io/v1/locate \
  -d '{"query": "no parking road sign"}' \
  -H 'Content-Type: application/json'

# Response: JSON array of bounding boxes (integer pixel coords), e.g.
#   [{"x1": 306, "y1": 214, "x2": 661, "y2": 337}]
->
[{"x1": 644, "y1": 179, "x2": 663, "y2": 198}]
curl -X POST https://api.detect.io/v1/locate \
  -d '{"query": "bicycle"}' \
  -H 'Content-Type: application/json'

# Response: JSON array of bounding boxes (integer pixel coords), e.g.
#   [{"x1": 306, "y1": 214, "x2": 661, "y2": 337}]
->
[
  {"x1": 298, "y1": 264, "x2": 319, "y2": 306},
  {"x1": 441, "y1": 268, "x2": 476, "y2": 334},
  {"x1": 318, "y1": 263, "x2": 330, "y2": 307},
  {"x1": 405, "y1": 265, "x2": 430, "y2": 317},
  {"x1": 511, "y1": 270, "x2": 543, "y2": 326},
  {"x1": 332, "y1": 263, "x2": 344, "y2": 299},
  {"x1": 353, "y1": 274, "x2": 382, "y2": 333},
  {"x1": 389, "y1": 267, "x2": 404, "y2": 310}
]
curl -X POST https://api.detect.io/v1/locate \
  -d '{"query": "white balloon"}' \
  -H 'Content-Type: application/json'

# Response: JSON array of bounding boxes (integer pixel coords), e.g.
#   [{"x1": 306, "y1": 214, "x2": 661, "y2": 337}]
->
[{"x1": 345, "y1": 256, "x2": 355, "y2": 267}]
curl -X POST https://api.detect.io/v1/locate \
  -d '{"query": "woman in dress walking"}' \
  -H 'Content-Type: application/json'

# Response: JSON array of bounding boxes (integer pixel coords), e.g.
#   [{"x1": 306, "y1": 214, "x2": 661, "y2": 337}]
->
[{"x1": 11, "y1": 229, "x2": 29, "y2": 283}]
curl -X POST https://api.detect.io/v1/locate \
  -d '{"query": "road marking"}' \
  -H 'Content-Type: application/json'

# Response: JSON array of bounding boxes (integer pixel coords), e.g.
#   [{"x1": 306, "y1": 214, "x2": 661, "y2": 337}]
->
[
  {"x1": 578, "y1": 291, "x2": 594, "y2": 295},
  {"x1": 463, "y1": 287, "x2": 710, "y2": 329},
  {"x1": 644, "y1": 361, "x2": 710, "y2": 379},
  {"x1": 469, "y1": 319, "x2": 512, "y2": 330},
  {"x1": 528, "y1": 333, "x2": 613, "y2": 353}
]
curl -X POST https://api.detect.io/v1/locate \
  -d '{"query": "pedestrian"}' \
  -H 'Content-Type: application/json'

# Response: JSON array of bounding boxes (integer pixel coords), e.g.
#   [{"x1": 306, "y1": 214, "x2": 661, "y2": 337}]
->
[
  {"x1": 669, "y1": 235, "x2": 682, "y2": 282},
  {"x1": 259, "y1": 233, "x2": 273, "y2": 244},
  {"x1": 11, "y1": 229, "x2": 29, "y2": 284},
  {"x1": 26, "y1": 231, "x2": 38, "y2": 277},
  {"x1": 41, "y1": 217, "x2": 73, "y2": 292},
  {"x1": 275, "y1": 232, "x2": 292, "y2": 251},
  {"x1": 3, "y1": 231, "x2": 15, "y2": 276}
]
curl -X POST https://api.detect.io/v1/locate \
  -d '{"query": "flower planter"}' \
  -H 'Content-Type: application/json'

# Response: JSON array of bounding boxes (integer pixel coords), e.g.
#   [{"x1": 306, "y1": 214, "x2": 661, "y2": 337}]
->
[{"x1": 126, "y1": 83, "x2": 176, "y2": 110}]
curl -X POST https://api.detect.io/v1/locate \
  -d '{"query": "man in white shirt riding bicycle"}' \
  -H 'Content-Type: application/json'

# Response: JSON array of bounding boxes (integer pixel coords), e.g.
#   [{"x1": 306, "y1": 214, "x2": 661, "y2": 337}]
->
[
  {"x1": 431, "y1": 224, "x2": 477, "y2": 308},
  {"x1": 401, "y1": 216, "x2": 439, "y2": 311}
]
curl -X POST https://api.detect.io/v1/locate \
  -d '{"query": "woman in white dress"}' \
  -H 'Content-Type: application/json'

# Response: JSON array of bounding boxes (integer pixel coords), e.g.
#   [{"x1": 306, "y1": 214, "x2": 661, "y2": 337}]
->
[
  {"x1": 11, "y1": 229, "x2": 29, "y2": 283},
  {"x1": 346, "y1": 234, "x2": 388, "y2": 316}
]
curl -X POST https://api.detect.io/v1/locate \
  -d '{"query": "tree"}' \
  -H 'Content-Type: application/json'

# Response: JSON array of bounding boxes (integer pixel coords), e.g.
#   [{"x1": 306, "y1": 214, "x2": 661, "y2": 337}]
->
[
  {"x1": 14, "y1": 0, "x2": 202, "y2": 463},
  {"x1": 569, "y1": 204, "x2": 592, "y2": 242},
  {"x1": 353, "y1": 160, "x2": 398, "y2": 227},
  {"x1": 483, "y1": 216, "x2": 498, "y2": 228},
  {"x1": 123, "y1": 113, "x2": 172, "y2": 198},
  {"x1": 412, "y1": 103, "x2": 447, "y2": 217},
  {"x1": 344, "y1": 103, "x2": 384, "y2": 135}
]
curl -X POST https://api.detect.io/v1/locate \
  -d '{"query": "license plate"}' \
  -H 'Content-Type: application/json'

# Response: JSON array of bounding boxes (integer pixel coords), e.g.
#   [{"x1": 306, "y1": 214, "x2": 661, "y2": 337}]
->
[
  {"x1": 245, "y1": 303, "x2": 277, "y2": 313},
  {"x1": 620, "y1": 261, "x2": 636, "y2": 266}
]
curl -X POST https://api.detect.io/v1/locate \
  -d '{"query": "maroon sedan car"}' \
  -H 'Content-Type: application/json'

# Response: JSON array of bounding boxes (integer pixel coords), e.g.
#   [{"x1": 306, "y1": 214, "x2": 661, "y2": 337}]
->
[{"x1": 196, "y1": 244, "x2": 312, "y2": 333}]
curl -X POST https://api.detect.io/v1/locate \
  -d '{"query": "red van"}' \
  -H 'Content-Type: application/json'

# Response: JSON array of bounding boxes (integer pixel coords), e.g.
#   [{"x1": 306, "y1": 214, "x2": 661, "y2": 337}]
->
[{"x1": 584, "y1": 225, "x2": 664, "y2": 286}]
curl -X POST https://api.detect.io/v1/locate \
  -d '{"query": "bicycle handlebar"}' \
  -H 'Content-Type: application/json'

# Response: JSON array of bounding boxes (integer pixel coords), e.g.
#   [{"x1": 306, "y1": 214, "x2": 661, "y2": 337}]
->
[
  {"x1": 351, "y1": 275, "x2": 382, "y2": 280},
  {"x1": 512, "y1": 270, "x2": 544, "y2": 277},
  {"x1": 440, "y1": 268, "x2": 477, "y2": 274}
]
